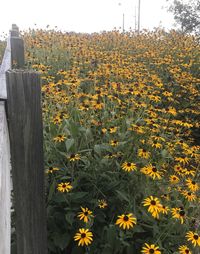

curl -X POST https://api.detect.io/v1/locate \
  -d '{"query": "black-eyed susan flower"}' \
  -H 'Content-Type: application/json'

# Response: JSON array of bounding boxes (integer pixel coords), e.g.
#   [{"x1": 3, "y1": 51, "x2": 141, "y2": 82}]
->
[
  {"x1": 57, "y1": 182, "x2": 72, "y2": 192},
  {"x1": 68, "y1": 153, "x2": 81, "y2": 161},
  {"x1": 141, "y1": 164, "x2": 162, "y2": 180},
  {"x1": 77, "y1": 207, "x2": 93, "y2": 223},
  {"x1": 141, "y1": 243, "x2": 161, "y2": 254},
  {"x1": 174, "y1": 164, "x2": 184, "y2": 175},
  {"x1": 175, "y1": 156, "x2": 190, "y2": 165},
  {"x1": 121, "y1": 162, "x2": 137, "y2": 172},
  {"x1": 178, "y1": 245, "x2": 192, "y2": 254},
  {"x1": 186, "y1": 231, "x2": 200, "y2": 247},
  {"x1": 115, "y1": 213, "x2": 137, "y2": 230},
  {"x1": 53, "y1": 134, "x2": 66, "y2": 142},
  {"x1": 110, "y1": 140, "x2": 119, "y2": 146},
  {"x1": 185, "y1": 178, "x2": 199, "y2": 192},
  {"x1": 160, "y1": 205, "x2": 170, "y2": 215},
  {"x1": 98, "y1": 199, "x2": 108, "y2": 209},
  {"x1": 143, "y1": 196, "x2": 162, "y2": 219},
  {"x1": 108, "y1": 126, "x2": 117, "y2": 133},
  {"x1": 74, "y1": 228, "x2": 93, "y2": 246},
  {"x1": 151, "y1": 141, "x2": 162, "y2": 149},
  {"x1": 46, "y1": 166, "x2": 59, "y2": 174},
  {"x1": 171, "y1": 207, "x2": 186, "y2": 224},
  {"x1": 169, "y1": 175, "x2": 180, "y2": 184},
  {"x1": 181, "y1": 190, "x2": 197, "y2": 202},
  {"x1": 138, "y1": 148, "x2": 151, "y2": 159}
]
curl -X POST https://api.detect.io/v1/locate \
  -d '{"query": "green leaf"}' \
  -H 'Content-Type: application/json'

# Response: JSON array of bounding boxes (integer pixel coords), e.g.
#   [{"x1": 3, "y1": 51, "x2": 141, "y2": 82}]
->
[
  {"x1": 65, "y1": 212, "x2": 75, "y2": 226},
  {"x1": 70, "y1": 192, "x2": 88, "y2": 201},
  {"x1": 48, "y1": 179, "x2": 56, "y2": 201},
  {"x1": 53, "y1": 232, "x2": 70, "y2": 250},
  {"x1": 65, "y1": 138, "x2": 75, "y2": 152},
  {"x1": 115, "y1": 190, "x2": 130, "y2": 203}
]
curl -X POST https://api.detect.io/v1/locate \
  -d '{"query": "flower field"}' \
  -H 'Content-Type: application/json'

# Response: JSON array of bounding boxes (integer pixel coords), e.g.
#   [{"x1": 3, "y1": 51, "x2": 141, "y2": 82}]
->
[{"x1": 16, "y1": 29, "x2": 200, "y2": 253}]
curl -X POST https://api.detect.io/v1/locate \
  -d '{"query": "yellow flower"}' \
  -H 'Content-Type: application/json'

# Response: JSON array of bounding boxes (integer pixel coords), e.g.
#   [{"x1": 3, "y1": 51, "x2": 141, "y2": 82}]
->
[
  {"x1": 108, "y1": 126, "x2": 118, "y2": 133},
  {"x1": 68, "y1": 153, "x2": 81, "y2": 161},
  {"x1": 186, "y1": 231, "x2": 200, "y2": 247},
  {"x1": 138, "y1": 149, "x2": 151, "y2": 159},
  {"x1": 185, "y1": 178, "x2": 199, "y2": 192},
  {"x1": 160, "y1": 205, "x2": 169, "y2": 214},
  {"x1": 175, "y1": 156, "x2": 190, "y2": 165},
  {"x1": 171, "y1": 207, "x2": 186, "y2": 224},
  {"x1": 53, "y1": 134, "x2": 66, "y2": 142},
  {"x1": 181, "y1": 190, "x2": 196, "y2": 201},
  {"x1": 169, "y1": 175, "x2": 180, "y2": 184},
  {"x1": 141, "y1": 243, "x2": 161, "y2": 254},
  {"x1": 121, "y1": 162, "x2": 137, "y2": 172},
  {"x1": 141, "y1": 164, "x2": 162, "y2": 180},
  {"x1": 57, "y1": 182, "x2": 72, "y2": 192},
  {"x1": 178, "y1": 245, "x2": 192, "y2": 254},
  {"x1": 74, "y1": 228, "x2": 93, "y2": 246},
  {"x1": 77, "y1": 207, "x2": 93, "y2": 223},
  {"x1": 98, "y1": 199, "x2": 108, "y2": 209},
  {"x1": 143, "y1": 196, "x2": 162, "y2": 219},
  {"x1": 115, "y1": 213, "x2": 137, "y2": 230},
  {"x1": 110, "y1": 140, "x2": 119, "y2": 146},
  {"x1": 46, "y1": 166, "x2": 59, "y2": 174}
]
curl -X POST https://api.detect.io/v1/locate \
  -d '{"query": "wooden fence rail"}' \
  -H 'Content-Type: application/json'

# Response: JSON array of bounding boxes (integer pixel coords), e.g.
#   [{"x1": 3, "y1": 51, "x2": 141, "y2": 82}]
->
[{"x1": 0, "y1": 24, "x2": 47, "y2": 254}]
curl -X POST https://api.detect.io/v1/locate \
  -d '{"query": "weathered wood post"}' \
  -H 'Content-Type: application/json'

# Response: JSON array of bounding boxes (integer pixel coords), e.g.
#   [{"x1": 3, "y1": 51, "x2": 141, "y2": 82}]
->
[
  {"x1": 10, "y1": 24, "x2": 25, "y2": 68},
  {"x1": 6, "y1": 70, "x2": 47, "y2": 254},
  {"x1": 0, "y1": 102, "x2": 11, "y2": 254},
  {"x1": 0, "y1": 26, "x2": 12, "y2": 254},
  {"x1": 0, "y1": 24, "x2": 47, "y2": 254}
]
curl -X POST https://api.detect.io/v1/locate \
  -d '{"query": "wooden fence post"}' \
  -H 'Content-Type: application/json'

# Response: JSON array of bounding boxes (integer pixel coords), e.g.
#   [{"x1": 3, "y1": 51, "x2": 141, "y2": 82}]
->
[
  {"x1": 6, "y1": 70, "x2": 47, "y2": 254},
  {"x1": 0, "y1": 101, "x2": 11, "y2": 254},
  {"x1": 10, "y1": 24, "x2": 25, "y2": 68}
]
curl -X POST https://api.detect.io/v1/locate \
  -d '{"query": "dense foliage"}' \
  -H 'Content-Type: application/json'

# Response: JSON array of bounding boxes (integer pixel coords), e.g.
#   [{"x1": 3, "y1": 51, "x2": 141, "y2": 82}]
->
[
  {"x1": 167, "y1": 0, "x2": 200, "y2": 34},
  {"x1": 16, "y1": 28, "x2": 200, "y2": 253}
]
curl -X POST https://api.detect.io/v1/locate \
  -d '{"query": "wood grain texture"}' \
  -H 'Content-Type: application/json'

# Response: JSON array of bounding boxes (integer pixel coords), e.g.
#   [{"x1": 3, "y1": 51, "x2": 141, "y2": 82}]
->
[
  {"x1": 0, "y1": 102, "x2": 11, "y2": 254},
  {"x1": 0, "y1": 38, "x2": 11, "y2": 99},
  {"x1": 10, "y1": 37, "x2": 25, "y2": 68},
  {"x1": 6, "y1": 70, "x2": 47, "y2": 254}
]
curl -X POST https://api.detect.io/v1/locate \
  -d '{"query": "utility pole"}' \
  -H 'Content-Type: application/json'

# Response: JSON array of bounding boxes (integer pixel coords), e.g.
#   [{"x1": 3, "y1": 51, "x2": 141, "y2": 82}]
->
[
  {"x1": 123, "y1": 13, "x2": 125, "y2": 33},
  {"x1": 134, "y1": 5, "x2": 137, "y2": 32},
  {"x1": 138, "y1": 0, "x2": 141, "y2": 33}
]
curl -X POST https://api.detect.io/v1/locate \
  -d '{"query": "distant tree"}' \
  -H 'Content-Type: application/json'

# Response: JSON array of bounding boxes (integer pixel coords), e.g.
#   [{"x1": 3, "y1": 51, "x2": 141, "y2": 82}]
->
[{"x1": 167, "y1": 0, "x2": 200, "y2": 34}]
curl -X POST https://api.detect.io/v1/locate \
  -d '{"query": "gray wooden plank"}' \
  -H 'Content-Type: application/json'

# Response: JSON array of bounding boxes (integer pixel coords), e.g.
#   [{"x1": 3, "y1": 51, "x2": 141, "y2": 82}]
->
[
  {"x1": 6, "y1": 70, "x2": 47, "y2": 254},
  {"x1": 0, "y1": 101, "x2": 11, "y2": 254},
  {"x1": 0, "y1": 38, "x2": 11, "y2": 99}
]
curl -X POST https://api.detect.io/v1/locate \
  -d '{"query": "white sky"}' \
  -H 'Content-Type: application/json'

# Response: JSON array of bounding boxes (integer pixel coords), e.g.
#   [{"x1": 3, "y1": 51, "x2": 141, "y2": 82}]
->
[{"x1": 0, "y1": 0, "x2": 175, "y2": 36}]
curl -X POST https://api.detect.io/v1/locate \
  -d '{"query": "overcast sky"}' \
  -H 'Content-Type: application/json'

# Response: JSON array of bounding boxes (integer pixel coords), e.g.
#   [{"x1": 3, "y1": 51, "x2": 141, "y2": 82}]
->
[{"x1": 0, "y1": 0, "x2": 175, "y2": 36}]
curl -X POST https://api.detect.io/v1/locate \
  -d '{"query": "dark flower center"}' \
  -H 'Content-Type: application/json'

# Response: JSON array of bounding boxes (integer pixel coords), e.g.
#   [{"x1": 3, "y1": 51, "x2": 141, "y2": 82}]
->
[
  {"x1": 187, "y1": 192, "x2": 191, "y2": 196},
  {"x1": 142, "y1": 149, "x2": 146, "y2": 152},
  {"x1": 84, "y1": 211, "x2": 88, "y2": 216},
  {"x1": 185, "y1": 250, "x2": 189, "y2": 254},
  {"x1": 149, "y1": 249, "x2": 155, "y2": 253},
  {"x1": 70, "y1": 154, "x2": 75, "y2": 158},
  {"x1": 150, "y1": 200, "x2": 156, "y2": 205},
  {"x1": 123, "y1": 215, "x2": 129, "y2": 221},
  {"x1": 127, "y1": 163, "x2": 131, "y2": 167},
  {"x1": 192, "y1": 181, "x2": 195, "y2": 185},
  {"x1": 193, "y1": 234, "x2": 199, "y2": 240},
  {"x1": 81, "y1": 233, "x2": 86, "y2": 238},
  {"x1": 152, "y1": 167, "x2": 157, "y2": 172},
  {"x1": 62, "y1": 184, "x2": 66, "y2": 188},
  {"x1": 179, "y1": 210, "x2": 185, "y2": 216}
]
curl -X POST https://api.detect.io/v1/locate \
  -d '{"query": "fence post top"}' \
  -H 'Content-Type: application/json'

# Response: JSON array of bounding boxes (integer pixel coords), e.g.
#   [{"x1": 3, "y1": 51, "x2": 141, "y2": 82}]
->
[{"x1": 10, "y1": 24, "x2": 19, "y2": 37}]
